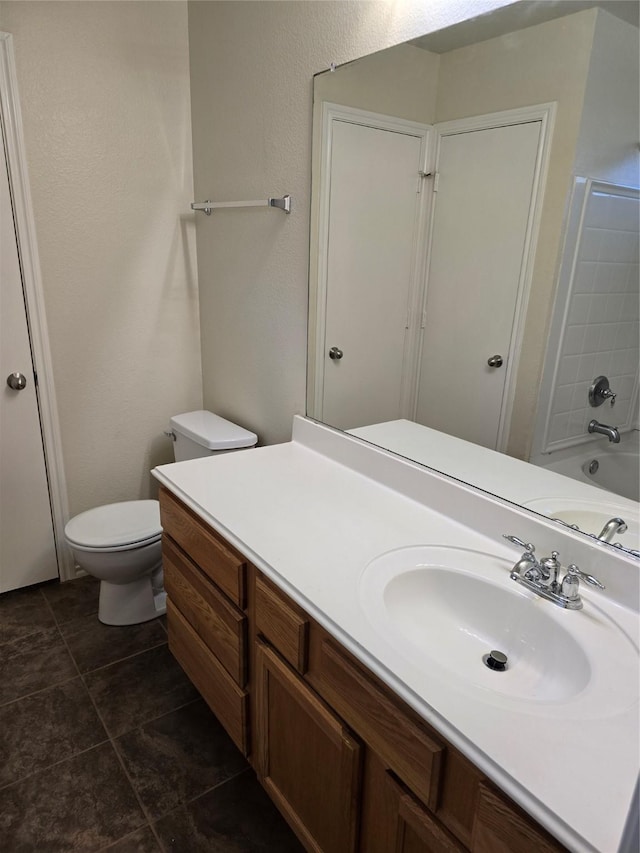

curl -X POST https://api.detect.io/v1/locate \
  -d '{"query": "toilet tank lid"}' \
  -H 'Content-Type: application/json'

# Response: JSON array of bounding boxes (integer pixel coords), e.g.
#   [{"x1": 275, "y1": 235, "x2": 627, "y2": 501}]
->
[{"x1": 170, "y1": 410, "x2": 258, "y2": 450}]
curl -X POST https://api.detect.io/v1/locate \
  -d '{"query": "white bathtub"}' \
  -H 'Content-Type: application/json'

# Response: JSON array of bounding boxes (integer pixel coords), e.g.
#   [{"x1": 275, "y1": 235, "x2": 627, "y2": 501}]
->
[{"x1": 541, "y1": 431, "x2": 639, "y2": 503}]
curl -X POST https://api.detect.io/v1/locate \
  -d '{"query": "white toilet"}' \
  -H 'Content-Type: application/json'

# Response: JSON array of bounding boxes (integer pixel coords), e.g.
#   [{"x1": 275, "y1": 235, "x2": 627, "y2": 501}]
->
[{"x1": 64, "y1": 410, "x2": 257, "y2": 626}]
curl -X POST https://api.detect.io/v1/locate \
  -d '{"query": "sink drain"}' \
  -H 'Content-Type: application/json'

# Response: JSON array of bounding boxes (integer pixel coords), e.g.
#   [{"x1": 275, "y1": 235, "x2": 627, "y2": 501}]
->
[{"x1": 483, "y1": 650, "x2": 508, "y2": 671}]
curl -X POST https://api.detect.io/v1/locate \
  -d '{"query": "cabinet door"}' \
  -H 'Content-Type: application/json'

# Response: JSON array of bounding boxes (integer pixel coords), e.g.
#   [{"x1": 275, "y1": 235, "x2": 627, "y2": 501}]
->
[
  {"x1": 387, "y1": 773, "x2": 466, "y2": 853},
  {"x1": 255, "y1": 639, "x2": 362, "y2": 853}
]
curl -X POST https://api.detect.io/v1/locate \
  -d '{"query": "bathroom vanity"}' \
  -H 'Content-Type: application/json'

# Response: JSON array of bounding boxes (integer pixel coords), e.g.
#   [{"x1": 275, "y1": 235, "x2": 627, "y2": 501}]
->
[{"x1": 153, "y1": 417, "x2": 639, "y2": 853}]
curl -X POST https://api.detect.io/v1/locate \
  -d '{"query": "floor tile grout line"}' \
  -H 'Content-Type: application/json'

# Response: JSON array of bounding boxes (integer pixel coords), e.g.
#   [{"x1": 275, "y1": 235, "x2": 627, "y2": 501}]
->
[
  {"x1": 37, "y1": 583, "x2": 78, "y2": 633},
  {"x1": 0, "y1": 671, "x2": 83, "y2": 710},
  {"x1": 97, "y1": 695, "x2": 204, "y2": 743},
  {"x1": 74, "y1": 638, "x2": 203, "y2": 852},
  {"x1": 0, "y1": 736, "x2": 112, "y2": 793},
  {"x1": 96, "y1": 824, "x2": 161, "y2": 853},
  {"x1": 72, "y1": 636, "x2": 165, "y2": 852},
  {"x1": 78, "y1": 637, "x2": 169, "y2": 678},
  {"x1": 0, "y1": 584, "x2": 62, "y2": 653},
  {"x1": 108, "y1": 730, "x2": 168, "y2": 853},
  {"x1": 0, "y1": 589, "x2": 88, "y2": 709}
]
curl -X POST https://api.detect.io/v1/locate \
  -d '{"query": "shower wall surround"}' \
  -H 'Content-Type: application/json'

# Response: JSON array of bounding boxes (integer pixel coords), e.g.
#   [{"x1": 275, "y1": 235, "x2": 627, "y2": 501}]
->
[{"x1": 542, "y1": 180, "x2": 639, "y2": 452}]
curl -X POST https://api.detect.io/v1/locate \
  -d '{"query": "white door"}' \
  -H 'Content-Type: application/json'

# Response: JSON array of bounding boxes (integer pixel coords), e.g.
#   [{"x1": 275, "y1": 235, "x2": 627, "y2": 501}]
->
[
  {"x1": 415, "y1": 120, "x2": 542, "y2": 450},
  {"x1": 320, "y1": 116, "x2": 427, "y2": 430},
  {"x1": 1, "y1": 123, "x2": 58, "y2": 593}
]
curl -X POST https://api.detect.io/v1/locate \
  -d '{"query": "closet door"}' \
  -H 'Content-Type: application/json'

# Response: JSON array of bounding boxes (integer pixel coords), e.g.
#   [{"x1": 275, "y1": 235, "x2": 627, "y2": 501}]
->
[
  {"x1": 416, "y1": 120, "x2": 542, "y2": 451},
  {"x1": 319, "y1": 112, "x2": 429, "y2": 431},
  {"x1": 1, "y1": 121, "x2": 58, "y2": 593}
]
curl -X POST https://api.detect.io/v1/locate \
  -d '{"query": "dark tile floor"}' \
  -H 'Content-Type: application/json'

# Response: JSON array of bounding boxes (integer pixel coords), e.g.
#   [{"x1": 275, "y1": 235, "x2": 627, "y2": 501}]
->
[{"x1": 0, "y1": 576, "x2": 304, "y2": 852}]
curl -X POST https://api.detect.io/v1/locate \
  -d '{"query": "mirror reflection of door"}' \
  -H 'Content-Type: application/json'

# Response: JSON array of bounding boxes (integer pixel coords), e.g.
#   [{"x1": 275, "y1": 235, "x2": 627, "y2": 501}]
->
[
  {"x1": 416, "y1": 118, "x2": 544, "y2": 451},
  {"x1": 318, "y1": 107, "x2": 430, "y2": 430}
]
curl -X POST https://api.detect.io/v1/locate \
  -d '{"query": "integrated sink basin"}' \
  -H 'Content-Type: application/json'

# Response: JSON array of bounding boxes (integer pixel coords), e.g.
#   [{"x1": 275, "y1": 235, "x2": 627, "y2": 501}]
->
[{"x1": 359, "y1": 546, "x2": 638, "y2": 717}]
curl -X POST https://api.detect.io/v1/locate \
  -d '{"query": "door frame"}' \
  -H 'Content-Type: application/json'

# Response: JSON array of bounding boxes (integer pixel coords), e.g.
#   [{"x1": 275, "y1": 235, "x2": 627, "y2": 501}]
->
[
  {"x1": 0, "y1": 32, "x2": 73, "y2": 581},
  {"x1": 417, "y1": 102, "x2": 556, "y2": 451},
  {"x1": 308, "y1": 101, "x2": 432, "y2": 423}
]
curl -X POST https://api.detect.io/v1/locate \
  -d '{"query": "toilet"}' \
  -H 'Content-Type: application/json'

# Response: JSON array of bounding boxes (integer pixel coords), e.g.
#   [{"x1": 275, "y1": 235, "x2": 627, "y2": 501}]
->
[{"x1": 64, "y1": 411, "x2": 257, "y2": 626}]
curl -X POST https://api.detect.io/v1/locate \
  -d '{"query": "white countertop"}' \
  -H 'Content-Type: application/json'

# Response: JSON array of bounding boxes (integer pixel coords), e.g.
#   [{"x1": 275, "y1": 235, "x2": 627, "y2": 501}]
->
[
  {"x1": 153, "y1": 416, "x2": 639, "y2": 853},
  {"x1": 349, "y1": 420, "x2": 639, "y2": 551}
]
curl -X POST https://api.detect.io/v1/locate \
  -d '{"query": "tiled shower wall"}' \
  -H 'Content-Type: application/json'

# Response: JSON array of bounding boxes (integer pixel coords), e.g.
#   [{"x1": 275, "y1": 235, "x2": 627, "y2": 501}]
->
[{"x1": 545, "y1": 181, "x2": 639, "y2": 450}]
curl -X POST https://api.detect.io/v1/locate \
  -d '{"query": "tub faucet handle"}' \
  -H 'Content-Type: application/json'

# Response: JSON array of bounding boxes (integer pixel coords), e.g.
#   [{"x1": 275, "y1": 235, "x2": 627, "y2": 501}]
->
[
  {"x1": 589, "y1": 375, "x2": 617, "y2": 408},
  {"x1": 503, "y1": 535, "x2": 535, "y2": 552}
]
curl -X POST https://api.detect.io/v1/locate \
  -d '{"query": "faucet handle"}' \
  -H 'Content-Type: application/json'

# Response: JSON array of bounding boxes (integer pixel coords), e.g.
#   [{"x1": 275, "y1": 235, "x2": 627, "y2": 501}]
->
[
  {"x1": 566, "y1": 564, "x2": 605, "y2": 590},
  {"x1": 503, "y1": 535, "x2": 535, "y2": 553}
]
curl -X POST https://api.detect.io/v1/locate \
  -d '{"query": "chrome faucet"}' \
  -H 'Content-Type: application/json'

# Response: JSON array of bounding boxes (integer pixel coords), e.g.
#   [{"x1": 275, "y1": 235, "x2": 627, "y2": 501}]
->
[
  {"x1": 588, "y1": 419, "x2": 620, "y2": 443},
  {"x1": 503, "y1": 535, "x2": 605, "y2": 610},
  {"x1": 597, "y1": 517, "x2": 628, "y2": 543}
]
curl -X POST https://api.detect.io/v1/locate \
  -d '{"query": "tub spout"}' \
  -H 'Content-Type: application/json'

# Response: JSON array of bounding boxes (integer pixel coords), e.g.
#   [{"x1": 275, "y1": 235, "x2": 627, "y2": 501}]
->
[
  {"x1": 597, "y1": 517, "x2": 628, "y2": 543},
  {"x1": 588, "y1": 419, "x2": 620, "y2": 443}
]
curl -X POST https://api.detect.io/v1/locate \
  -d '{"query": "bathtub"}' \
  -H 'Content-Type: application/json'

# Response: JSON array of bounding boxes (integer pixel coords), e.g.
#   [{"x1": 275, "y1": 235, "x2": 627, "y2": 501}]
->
[{"x1": 541, "y1": 431, "x2": 639, "y2": 502}]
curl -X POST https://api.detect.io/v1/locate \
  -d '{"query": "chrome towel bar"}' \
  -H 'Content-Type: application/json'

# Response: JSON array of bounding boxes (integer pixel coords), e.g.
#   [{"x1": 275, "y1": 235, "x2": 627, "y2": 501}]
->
[{"x1": 191, "y1": 194, "x2": 291, "y2": 215}]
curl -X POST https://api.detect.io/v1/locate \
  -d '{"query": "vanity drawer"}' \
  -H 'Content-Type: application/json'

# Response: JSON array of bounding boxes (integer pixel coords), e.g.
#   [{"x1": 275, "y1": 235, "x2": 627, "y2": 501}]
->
[
  {"x1": 255, "y1": 573, "x2": 309, "y2": 674},
  {"x1": 167, "y1": 598, "x2": 249, "y2": 755},
  {"x1": 318, "y1": 639, "x2": 444, "y2": 812},
  {"x1": 163, "y1": 535, "x2": 247, "y2": 687},
  {"x1": 160, "y1": 487, "x2": 246, "y2": 608}
]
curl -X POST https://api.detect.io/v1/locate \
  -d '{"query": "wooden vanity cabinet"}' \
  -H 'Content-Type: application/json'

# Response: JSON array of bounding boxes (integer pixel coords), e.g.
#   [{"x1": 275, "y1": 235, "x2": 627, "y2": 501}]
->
[
  {"x1": 254, "y1": 639, "x2": 362, "y2": 853},
  {"x1": 160, "y1": 492, "x2": 567, "y2": 853},
  {"x1": 159, "y1": 487, "x2": 250, "y2": 755}
]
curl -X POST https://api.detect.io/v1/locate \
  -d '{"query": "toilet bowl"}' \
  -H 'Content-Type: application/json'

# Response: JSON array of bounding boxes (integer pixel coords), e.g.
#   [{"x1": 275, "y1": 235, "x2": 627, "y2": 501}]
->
[{"x1": 64, "y1": 411, "x2": 257, "y2": 626}]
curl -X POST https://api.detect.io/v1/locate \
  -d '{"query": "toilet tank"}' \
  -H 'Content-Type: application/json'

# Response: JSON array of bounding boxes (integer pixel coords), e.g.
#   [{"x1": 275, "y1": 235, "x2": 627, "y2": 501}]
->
[{"x1": 169, "y1": 410, "x2": 257, "y2": 462}]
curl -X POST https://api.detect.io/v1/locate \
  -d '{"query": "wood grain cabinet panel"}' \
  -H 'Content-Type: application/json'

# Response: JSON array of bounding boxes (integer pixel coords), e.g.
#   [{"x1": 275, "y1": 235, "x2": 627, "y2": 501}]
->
[
  {"x1": 163, "y1": 534, "x2": 247, "y2": 686},
  {"x1": 386, "y1": 773, "x2": 467, "y2": 853},
  {"x1": 167, "y1": 599, "x2": 249, "y2": 755},
  {"x1": 255, "y1": 639, "x2": 362, "y2": 853},
  {"x1": 471, "y1": 783, "x2": 565, "y2": 853},
  {"x1": 255, "y1": 573, "x2": 309, "y2": 673},
  {"x1": 318, "y1": 639, "x2": 444, "y2": 813},
  {"x1": 159, "y1": 488, "x2": 246, "y2": 608}
]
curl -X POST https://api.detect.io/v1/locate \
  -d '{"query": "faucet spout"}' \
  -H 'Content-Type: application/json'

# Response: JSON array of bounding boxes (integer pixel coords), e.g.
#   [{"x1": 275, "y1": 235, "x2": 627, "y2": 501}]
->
[
  {"x1": 588, "y1": 419, "x2": 620, "y2": 443},
  {"x1": 597, "y1": 517, "x2": 628, "y2": 543}
]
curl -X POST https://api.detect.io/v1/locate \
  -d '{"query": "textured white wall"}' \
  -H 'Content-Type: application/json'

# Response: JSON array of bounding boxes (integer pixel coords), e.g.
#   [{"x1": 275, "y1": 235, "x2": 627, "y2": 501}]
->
[
  {"x1": 575, "y1": 9, "x2": 640, "y2": 186},
  {"x1": 0, "y1": 1, "x2": 202, "y2": 516},
  {"x1": 188, "y1": 0, "x2": 513, "y2": 446}
]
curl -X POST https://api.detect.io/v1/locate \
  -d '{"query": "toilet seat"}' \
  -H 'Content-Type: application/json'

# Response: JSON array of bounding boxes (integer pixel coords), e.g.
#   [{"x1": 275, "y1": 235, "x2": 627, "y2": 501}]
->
[{"x1": 65, "y1": 500, "x2": 162, "y2": 552}]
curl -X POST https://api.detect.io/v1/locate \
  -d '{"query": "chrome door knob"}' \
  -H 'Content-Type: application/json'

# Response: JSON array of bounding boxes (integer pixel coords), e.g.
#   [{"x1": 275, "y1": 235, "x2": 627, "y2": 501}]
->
[
  {"x1": 487, "y1": 354, "x2": 503, "y2": 368},
  {"x1": 329, "y1": 347, "x2": 344, "y2": 360},
  {"x1": 6, "y1": 372, "x2": 27, "y2": 390}
]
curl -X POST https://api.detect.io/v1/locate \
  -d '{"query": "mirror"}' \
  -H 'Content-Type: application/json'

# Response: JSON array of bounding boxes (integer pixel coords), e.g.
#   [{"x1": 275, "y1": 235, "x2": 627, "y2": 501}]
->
[{"x1": 307, "y1": 1, "x2": 639, "y2": 553}]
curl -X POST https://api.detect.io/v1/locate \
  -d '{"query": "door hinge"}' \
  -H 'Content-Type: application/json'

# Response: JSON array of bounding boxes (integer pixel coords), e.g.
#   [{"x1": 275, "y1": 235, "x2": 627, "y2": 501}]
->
[
  {"x1": 417, "y1": 171, "x2": 432, "y2": 194},
  {"x1": 33, "y1": 370, "x2": 38, "y2": 387}
]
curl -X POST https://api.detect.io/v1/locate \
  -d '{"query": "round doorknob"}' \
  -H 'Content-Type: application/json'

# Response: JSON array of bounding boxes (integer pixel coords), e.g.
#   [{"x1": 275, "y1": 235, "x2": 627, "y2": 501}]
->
[
  {"x1": 487, "y1": 355, "x2": 503, "y2": 368},
  {"x1": 6, "y1": 372, "x2": 27, "y2": 390},
  {"x1": 329, "y1": 347, "x2": 344, "y2": 360}
]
